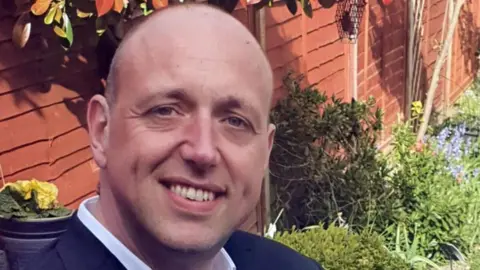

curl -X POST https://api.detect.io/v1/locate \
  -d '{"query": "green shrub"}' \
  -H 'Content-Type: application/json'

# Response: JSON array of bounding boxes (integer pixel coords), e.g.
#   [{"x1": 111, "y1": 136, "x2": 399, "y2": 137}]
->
[
  {"x1": 379, "y1": 121, "x2": 480, "y2": 262},
  {"x1": 274, "y1": 224, "x2": 410, "y2": 270},
  {"x1": 469, "y1": 246, "x2": 480, "y2": 270},
  {"x1": 269, "y1": 72, "x2": 391, "y2": 230}
]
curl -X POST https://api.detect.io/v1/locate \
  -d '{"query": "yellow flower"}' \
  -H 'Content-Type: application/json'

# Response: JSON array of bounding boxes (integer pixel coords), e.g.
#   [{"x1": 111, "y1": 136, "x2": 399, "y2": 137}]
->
[
  {"x1": 30, "y1": 179, "x2": 59, "y2": 210},
  {"x1": 1, "y1": 179, "x2": 59, "y2": 210}
]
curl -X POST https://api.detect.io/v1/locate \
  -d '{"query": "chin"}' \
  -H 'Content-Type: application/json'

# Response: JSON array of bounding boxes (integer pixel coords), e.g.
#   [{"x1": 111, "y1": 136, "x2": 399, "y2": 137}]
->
[
  {"x1": 150, "y1": 223, "x2": 230, "y2": 253},
  {"x1": 161, "y1": 234, "x2": 223, "y2": 253}
]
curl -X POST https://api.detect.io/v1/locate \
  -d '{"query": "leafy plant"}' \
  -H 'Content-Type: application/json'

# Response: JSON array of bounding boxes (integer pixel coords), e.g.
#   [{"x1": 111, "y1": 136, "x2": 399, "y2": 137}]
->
[
  {"x1": 274, "y1": 223, "x2": 410, "y2": 270},
  {"x1": 0, "y1": 179, "x2": 72, "y2": 220},
  {"x1": 269, "y1": 72, "x2": 390, "y2": 231},
  {"x1": 11, "y1": 0, "x2": 339, "y2": 50},
  {"x1": 381, "y1": 120, "x2": 480, "y2": 263},
  {"x1": 389, "y1": 223, "x2": 441, "y2": 269}
]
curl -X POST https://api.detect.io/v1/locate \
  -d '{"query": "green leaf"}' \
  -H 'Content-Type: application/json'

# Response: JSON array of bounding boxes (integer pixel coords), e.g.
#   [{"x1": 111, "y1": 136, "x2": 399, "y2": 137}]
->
[
  {"x1": 63, "y1": 13, "x2": 73, "y2": 46},
  {"x1": 410, "y1": 256, "x2": 441, "y2": 269},
  {"x1": 43, "y1": 5, "x2": 57, "y2": 25}
]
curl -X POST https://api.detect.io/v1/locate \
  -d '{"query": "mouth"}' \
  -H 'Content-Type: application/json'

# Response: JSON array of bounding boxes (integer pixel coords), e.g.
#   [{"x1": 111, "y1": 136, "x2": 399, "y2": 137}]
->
[
  {"x1": 166, "y1": 183, "x2": 223, "y2": 202},
  {"x1": 159, "y1": 180, "x2": 227, "y2": 214}
]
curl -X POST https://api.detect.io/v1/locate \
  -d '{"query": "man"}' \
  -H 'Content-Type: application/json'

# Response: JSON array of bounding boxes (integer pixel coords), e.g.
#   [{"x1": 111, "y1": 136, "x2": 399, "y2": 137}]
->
[{"x1": 27, "y1": 4, "x2": 323, "y2": 270}]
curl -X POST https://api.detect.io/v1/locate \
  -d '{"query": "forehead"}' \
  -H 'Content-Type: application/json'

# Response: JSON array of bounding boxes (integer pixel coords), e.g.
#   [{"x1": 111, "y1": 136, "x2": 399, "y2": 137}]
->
[{"x1": 114, "y1": 33, "x2": 272, "y2": 115}]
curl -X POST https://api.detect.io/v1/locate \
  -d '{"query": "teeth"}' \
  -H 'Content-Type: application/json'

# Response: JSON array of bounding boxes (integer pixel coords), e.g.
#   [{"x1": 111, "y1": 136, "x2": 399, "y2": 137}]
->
[
  {"x1": 195, "y1": 189, "x2": 204, "y2": 201},
  {"x1": 186, "y1": 187, "x2": 196, "y2": 200},
  {"x1": 169, "y1": 184, "x2": 216, "y2": 202}
]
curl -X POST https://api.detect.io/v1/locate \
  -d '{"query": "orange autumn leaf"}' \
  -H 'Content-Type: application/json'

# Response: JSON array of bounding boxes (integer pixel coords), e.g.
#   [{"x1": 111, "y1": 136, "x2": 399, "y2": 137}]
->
[
  {"x1": 152, "y1": 0, "x2": 168, "y2": 10},
  {"x1": 239, "y1": 0, "x2": 247, "y2": 8},
  {"x1": 96, "y1": 0, "x2": 114, "y2": 17},
  {"x1": 31, "y1": 0, "x2": 52, "y2": 16},
  {"x1": 113, "y1": 0, "x2": 124, "y2": 13}
]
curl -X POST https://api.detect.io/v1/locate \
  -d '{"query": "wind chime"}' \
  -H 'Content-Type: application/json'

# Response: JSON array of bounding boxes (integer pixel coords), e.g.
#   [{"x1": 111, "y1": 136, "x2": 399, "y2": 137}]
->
[{"x1": 334, "y1": 0, "x2": 367, "y2": 43}]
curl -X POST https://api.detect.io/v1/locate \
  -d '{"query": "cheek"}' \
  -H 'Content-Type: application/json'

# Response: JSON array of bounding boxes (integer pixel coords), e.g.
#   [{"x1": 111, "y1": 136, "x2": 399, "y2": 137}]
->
[
  {"x1": 227, "y1": 144, "x2": 268, "y2": 199},
  {"x1": 106, "y1": 121, "x2": 171, "y2": 181}
]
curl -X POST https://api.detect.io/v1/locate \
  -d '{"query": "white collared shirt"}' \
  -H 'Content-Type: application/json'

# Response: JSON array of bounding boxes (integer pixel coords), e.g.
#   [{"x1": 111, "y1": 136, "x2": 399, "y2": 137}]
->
[{"x1": 77, "y1": 196, "x2": 236, "y2": 270}]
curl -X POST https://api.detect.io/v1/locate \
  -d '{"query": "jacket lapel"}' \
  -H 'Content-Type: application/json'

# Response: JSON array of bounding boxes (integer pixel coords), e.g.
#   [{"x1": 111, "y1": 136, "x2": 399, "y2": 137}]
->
[
  {"x1": 55, "y1": 213, "x2": 125, "y2": 270},
  {"x1": 224, "y1": 231, "x2": 258, "y2": 270}
]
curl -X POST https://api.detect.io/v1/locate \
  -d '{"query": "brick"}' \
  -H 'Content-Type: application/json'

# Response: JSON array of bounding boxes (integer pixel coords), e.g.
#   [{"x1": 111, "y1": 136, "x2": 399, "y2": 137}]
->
[
  {"x1": 367, "y1": 83, "x2": 383, "y2": 98},
  {"x1": 366, "y1": 41, "x2": 383, "y2": 65},
  {"x1": 384, "y1": 46, "x2": 405, "y2": 64}
]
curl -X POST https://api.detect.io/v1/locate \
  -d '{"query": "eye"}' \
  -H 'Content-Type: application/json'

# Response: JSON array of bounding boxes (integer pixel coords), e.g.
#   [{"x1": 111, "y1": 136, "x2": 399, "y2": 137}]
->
[
  {"x1": 149, "y1": 106, "x2": 177, "y2": 116},
  {"x1": 226, "y1": 116, "x2": 248, "y2": 128}
]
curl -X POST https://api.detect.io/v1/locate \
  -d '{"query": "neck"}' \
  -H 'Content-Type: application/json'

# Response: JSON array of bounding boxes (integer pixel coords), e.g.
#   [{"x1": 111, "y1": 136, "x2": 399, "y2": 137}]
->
[{"x1": 93, "y1": 183, "x2": 220, "y2": 270}]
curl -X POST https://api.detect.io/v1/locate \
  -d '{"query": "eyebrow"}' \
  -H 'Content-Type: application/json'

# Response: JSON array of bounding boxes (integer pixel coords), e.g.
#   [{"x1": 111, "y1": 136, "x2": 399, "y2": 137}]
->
[{"x1": 135, "y1": 88, "x2": 193, "y2": 109}]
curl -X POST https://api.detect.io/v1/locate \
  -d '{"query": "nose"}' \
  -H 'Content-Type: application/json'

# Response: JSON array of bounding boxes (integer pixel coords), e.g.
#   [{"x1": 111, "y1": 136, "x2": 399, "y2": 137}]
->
[{"x1": 179, "y1": 115, "x2": 219, "y2": 173}]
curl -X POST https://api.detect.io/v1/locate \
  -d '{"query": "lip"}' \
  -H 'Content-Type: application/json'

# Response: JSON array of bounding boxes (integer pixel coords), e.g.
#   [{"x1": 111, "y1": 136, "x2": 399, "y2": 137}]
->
[{"x1": 159, "y1": 177, "x2": 227, "y2": 194}]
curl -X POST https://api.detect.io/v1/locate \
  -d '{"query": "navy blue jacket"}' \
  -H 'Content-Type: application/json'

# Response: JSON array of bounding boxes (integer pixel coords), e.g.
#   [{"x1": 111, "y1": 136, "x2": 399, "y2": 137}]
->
[{"x1": 26, "y1": 215, "x2": 323, "y2": 270}]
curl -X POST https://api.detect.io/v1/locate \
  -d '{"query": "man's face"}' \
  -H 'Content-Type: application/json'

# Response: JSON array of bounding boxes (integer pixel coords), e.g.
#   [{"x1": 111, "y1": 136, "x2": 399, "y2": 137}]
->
[{"x1": 95, "y1": 27, "x2": 274, "y2": 252}]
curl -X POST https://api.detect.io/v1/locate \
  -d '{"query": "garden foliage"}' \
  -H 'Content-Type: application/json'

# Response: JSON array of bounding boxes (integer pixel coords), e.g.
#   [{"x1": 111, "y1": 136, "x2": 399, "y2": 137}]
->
[
  {"x1": 274, "y1": 224, "x2": 410, "y2": 270},
  {"x1": 270, "y1": 73, "x2": 480, "y2": 268},
  {"x1": 269, "y1": 72, "x2": 388, "y2": 231}
]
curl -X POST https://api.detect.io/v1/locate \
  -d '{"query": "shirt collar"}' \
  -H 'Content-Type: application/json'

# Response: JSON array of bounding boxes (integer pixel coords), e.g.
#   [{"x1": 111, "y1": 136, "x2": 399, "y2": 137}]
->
[{"x1": 77, "y1": 195, "x2": 236, "y2": 270}]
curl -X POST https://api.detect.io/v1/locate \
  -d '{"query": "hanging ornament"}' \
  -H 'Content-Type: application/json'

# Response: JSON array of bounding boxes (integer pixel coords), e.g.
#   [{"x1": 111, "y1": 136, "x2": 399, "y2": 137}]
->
[
  {"x1": 318, "y1": 0, "x2": 335, "y2": 8},
  {"x1": 335, "y1": 0, "x2": 367, "y2": 43}
]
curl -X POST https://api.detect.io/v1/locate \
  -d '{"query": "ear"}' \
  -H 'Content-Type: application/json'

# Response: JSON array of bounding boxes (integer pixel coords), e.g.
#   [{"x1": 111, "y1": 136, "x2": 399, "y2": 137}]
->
[
  {"x1": 264, "y1": 123, "x2": 276, "y2": 171},
  {"x1": 87, "y1": 94, "x2": 110, "y2": 169}
]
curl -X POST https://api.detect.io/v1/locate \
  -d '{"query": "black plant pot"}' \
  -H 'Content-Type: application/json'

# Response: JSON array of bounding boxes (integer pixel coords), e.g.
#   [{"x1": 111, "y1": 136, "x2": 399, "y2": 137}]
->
[{"x1": 0, "y1": 213, "x2": 74, "y2": 270}]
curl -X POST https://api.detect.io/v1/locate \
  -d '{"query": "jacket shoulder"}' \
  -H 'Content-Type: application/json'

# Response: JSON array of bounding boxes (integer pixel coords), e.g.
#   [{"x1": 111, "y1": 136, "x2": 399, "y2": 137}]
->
[
  {"x1": 24, "y1": 241, "x2": 66, "y2": 270},
  {"x1": 225, "y1": 231, "x2": 323, "y2": 270}
]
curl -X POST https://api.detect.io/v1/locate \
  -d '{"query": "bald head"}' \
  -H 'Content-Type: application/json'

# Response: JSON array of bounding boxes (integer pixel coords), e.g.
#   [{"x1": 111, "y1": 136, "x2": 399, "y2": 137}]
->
[
  {"x1": 87, "y1": 4, "x2": 276, "y2": 261},
  {"x1": 105, "y1": 4, "x2": 273, "y2": 107}
]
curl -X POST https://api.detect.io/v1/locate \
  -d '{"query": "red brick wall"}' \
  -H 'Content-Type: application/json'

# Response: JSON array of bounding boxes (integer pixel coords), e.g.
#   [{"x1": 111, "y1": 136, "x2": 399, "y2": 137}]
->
[{"x1": 357, "y1": 0, "x2": 407, "y2": 139}]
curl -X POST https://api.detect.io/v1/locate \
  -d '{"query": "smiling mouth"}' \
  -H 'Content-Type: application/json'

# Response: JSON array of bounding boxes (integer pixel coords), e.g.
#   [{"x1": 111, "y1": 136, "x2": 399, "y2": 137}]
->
[{"x1": 163, "y1": 183, "x2": 225, "y2": 202}]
